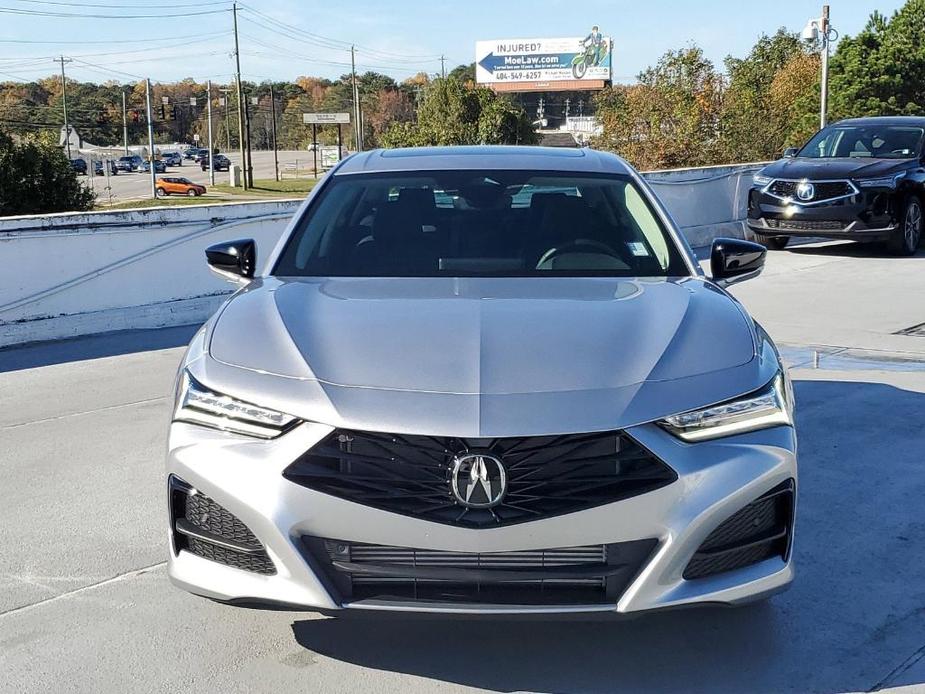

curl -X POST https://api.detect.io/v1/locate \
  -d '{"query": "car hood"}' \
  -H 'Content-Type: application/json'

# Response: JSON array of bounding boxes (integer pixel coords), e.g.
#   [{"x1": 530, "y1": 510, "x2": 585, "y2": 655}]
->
[
  {"x1": 194, "y1": 277, "x2": 774, "y2": 437},
  {"x1": 760, "y1": 157, "x2": 914, "y2": 180}
]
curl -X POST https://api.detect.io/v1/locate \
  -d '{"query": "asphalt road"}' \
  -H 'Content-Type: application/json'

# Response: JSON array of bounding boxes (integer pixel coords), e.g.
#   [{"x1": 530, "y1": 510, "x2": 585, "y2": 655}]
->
[
  {"x1": 82, "y1": 149, "x2": 329, "y2": 202},
  {"x1": 1, "y1": 241, "x2": 924, "y2": 693}
]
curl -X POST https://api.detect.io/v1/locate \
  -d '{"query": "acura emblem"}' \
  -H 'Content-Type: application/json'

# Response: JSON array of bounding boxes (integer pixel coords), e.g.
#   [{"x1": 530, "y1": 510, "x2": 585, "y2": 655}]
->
[
  {"x1": 796, "y1": 181, "x2": 815, "y2": 201},
  {"x1": 451, "y1": 453, "x2": 507, "y2": 508}
]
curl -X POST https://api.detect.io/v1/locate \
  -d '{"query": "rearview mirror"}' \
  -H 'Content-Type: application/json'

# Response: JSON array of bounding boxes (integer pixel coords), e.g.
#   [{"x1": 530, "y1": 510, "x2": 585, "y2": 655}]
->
[
  {"x1": 783, "y1": 147, "x2": 799, "y2": 158},
  {"x1": 206, "y1": 239, "x2": 256, "y2": 283},
  {"x1": 710, "y1": 238, "x2": 766, "y2": 287}
]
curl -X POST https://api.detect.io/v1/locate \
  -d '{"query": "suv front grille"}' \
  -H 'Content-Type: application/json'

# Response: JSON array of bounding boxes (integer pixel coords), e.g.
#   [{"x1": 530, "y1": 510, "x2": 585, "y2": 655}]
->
[
  {"x1": 303, "y1": 537, "x2": 659, "y2": 605},
  {"x1": 169, "y1": 476, "x2": 276, "y2": 575},
  {"x1": 683, "y1": 480, "x2": 794, "y2": 580},
  {"x1": 767, "y1": 180, "x2": 855, "y2": 203},
  {"x1": 283, "y1": 429, "x2": 677, "y2": 528}
]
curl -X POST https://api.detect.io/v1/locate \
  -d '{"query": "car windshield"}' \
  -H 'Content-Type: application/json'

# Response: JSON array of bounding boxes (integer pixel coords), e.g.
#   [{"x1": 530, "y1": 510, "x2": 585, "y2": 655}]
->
[
  {"x1": 799, "y1": 124, "x2": 925, "y2": 159},
  {"x1": 273, "y1": 170, "x2": 689, "y2": 278}
]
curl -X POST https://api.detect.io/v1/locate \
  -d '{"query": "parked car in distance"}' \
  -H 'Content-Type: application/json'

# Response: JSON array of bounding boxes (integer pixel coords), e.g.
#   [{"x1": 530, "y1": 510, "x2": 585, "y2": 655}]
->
[
  {"x1": 167, "y1": 146, "x2": 797, "y2": 618},
  {"x1": 162, "y1": 152, "x2": 183, "y2": 167},
  {"x1": 117, "y1": 155, "x2": 144, "y2": 172},
  {"x1": 183, "y1": 147, "x2": 201, "y2": 159},
  {"x1": 70, "y1": 158, "x2": 87, "y2": 175},
  {"x1": 201, "y1": 153, "x2": 230, "y2": 171},
  {"x1": 142, "y1": 159, "x2": 167, "y2": 174},
  {"x1": 749, "y1": 116, "x2": 925, "y2": 255},
  {"x1": 93, "y1": 160, "x2": 118, "y2": 176},
  {"x1": 156, "y1": 177, "x2": 206, "y2": 197}
]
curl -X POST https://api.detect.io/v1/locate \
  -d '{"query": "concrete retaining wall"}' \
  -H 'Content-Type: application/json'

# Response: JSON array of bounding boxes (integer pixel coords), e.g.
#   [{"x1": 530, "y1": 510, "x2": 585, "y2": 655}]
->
[{"x1": 0, "y1": 162, "x2": 763, "y2": 348}]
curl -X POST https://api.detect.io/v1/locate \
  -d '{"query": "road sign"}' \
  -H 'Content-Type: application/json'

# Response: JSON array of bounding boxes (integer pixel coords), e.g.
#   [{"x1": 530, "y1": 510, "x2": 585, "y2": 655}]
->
[
  {"x1": 193, "y1": 134, "x2": 200, "y2": 142},
  {"x1": 475, "y1": 33, "x2": 612, "y2": 90},
  {"x1": 161, "y1": 96, "x2": 169, "y2": 105},
  {"x1": 303, "y1": 112, "x2": 350, "y2": 124},
  {"x1": 189, "y1": 97, "x2": 197, "y2": 106}
]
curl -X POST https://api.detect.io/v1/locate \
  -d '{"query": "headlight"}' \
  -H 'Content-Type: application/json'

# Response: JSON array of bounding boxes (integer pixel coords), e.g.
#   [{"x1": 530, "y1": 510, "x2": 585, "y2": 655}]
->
[
  {"x1": 856, "y1": 173, "x2": 904, "y2": 189},
  {"x1": 173, "y1": 370, "x2": 300, "y2": 439},
  {"x1": 752, "y1": 173, "x2": 773, "y2": 187},
  {"x1": 659, "y1": 373, "x2": 793, "y2": 442}
]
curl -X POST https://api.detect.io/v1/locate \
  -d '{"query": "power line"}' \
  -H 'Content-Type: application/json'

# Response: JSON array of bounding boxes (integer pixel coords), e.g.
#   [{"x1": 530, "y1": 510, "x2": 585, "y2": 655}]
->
[
  {"x1": 0, "y1": 31, "x2": 213, "y2": 44},
  {"x1": 0, "y1": 4, "x2": 229, "y2": 18}
]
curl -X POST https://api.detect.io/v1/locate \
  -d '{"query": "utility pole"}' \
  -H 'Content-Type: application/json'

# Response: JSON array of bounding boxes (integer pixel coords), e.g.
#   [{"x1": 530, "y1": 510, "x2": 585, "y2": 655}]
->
[
  {"x1": 269, "y1": 83, "x2": 279, "y2": 181},
  {"x1": 206, "y1": 80, "x2": 215, "y2": 185},
  {"x1": 820, "y1": 4, "x2": 831, "y2": 129},
  {"x1": 219, "y1": 88, "x2": 231, "y2": 150},
  {"x1": 564, "y1": 98, "x2": 570, "y2": 120},
  {"x1": 351, "y1": 45, "x2": 362, "y2": 152},
  {"x1": 122, "y1": 90, "x2": 129, "y2": 155},
  {"x1": 144, "y1": 78, "x2": 156, "y2": 199},
  {"x1": 245, "y1": 94, "x2": 254, "y2": 187},
  {"x1": 440, "y1": 55, "x2": 446, "y2": 79},
  {"x1": 232, "y1": 2, "x2": 248, "y2": 189},
  {"x1": 56, "y1": 56, "x2": 73, "y2": 159}
]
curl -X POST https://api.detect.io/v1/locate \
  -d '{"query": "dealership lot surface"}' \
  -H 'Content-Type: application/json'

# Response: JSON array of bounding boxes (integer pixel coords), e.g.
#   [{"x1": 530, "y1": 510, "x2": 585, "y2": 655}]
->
[{"x1": 1, "y1": 241, "x2": 924, "y2": 694}]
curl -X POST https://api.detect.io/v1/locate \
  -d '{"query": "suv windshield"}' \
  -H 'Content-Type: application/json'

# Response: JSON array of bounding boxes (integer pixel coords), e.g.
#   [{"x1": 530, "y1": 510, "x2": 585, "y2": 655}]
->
[
  {"x1": 274, "y1": 171, "x2": 688, "y2": 278},
  {"x1": 799, "y1": 124, "x2": 925, "y2": 159}
]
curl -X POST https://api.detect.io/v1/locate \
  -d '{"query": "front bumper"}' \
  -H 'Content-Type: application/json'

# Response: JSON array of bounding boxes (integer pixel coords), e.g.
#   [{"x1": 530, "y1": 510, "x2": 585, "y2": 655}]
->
[
  {"x1": 166, "y1": 418, "x2": 797, "y2": 616},
  {"x1": 747, "y1": 187, "x2": 898, "y2": 240}
]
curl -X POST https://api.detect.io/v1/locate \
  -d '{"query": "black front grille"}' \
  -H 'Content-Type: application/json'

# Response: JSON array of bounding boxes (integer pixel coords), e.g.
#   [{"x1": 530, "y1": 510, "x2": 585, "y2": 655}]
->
[
  {"x1": 283, "y1": 429, "x2": 677, "y2": 528},
  {"x1": 303, "y1": 536, "x2": 659, "y2": 605},
  {"x1": 683, "y1": 480, "x2": 794, "y2": 580},
  {"x1": 768, "y1": 179, "x2": 855, "y2": 202},
  {"x1": 169, "y1": 476, "x2": 276, "y2": 575},
  {"x1": 765, "y1": 218, "x2": 848, "y2": 231}
]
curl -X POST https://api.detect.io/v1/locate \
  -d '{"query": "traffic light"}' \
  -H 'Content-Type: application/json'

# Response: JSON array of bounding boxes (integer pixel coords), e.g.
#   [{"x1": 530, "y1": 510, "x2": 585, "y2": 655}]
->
[{"x1": 159, "y1": 104, "x2": 165, "y2": 120}]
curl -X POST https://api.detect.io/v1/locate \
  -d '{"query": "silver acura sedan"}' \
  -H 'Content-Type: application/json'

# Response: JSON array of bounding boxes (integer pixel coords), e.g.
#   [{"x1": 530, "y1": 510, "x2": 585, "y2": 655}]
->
[{"x1": 167, "y1": 146, "x2": 796, "y2": 616}]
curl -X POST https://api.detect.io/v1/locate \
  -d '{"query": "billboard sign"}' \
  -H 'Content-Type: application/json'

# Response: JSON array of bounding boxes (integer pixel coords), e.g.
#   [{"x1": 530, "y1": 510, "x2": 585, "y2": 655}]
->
[
  {"x1": 303, "y1": 112, "x2": 351, "y2": 124},
  {"x1": 475, "y1": 30, "x2": 612, "y2": 87}
]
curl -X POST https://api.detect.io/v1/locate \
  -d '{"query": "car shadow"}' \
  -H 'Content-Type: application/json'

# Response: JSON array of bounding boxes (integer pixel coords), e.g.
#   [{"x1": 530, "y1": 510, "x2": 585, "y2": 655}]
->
[
  {"x1": 289, "y1": 379, "x2": 925, "y2": 694},
  {"x1": 0, "y1": 324, "x2": 200, "y2": 373},
  {"x1": 784, "y1": 239, "x2": 925, "y2": 258}
]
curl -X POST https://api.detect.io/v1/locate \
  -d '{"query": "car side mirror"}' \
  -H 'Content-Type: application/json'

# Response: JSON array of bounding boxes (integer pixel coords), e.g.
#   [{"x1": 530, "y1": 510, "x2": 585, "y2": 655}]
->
[
  {"x1": 206, "y1": 239, "x2": 256, "y2": 283},
  {"x1": 710, "y1": 238, "x2": 766, "y2": 287},
  {"x1": 783, "y1": 147, "x2": 799, "y2": 158}
]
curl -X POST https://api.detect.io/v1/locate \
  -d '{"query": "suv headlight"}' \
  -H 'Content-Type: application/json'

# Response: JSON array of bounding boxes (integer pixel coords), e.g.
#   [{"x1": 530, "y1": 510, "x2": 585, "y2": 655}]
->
[
  {"x1": 752, "y1": 173, "x2": 773, "y2": 187},
  {"x1": 856, "y1": 173, "x2": 904, "y2": 189},
  {"x1": 659, "y1": 372, "x2": 794, "y2": 442},
  {"x1": 173, "y1": 370, "x2": 300, "y2": 439}
]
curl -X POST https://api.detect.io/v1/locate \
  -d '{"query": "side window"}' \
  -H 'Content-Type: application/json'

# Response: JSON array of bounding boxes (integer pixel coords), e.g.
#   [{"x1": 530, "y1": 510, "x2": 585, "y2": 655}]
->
[{"x1": 623, "y1": 183, "x2": 670, "y2": 270}]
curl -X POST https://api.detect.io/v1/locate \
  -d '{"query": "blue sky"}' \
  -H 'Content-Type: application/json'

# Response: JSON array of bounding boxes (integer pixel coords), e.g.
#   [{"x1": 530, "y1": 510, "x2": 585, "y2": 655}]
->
[{"x1": 0, "y1": 0, "x2": 907, "y2": 85}]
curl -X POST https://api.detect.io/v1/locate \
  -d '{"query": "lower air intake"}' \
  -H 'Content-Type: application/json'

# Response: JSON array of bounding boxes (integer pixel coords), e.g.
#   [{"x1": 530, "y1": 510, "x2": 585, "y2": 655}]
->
[
  {"x1": 683, "y1": 479, "x2": 794, "y2": 580},
  {"x1": 169, "y1": 476, "x2": 275, "y2": 576},
  {"x1": 303, "y1": 537, "x2": 658, "y2": 606}
]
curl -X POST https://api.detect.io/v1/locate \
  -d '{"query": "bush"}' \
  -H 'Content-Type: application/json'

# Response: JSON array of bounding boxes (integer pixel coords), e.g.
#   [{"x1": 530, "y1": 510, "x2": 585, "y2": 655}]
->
[{"x1": 0, "y1": 129, "x2": 95, "y2": 216}]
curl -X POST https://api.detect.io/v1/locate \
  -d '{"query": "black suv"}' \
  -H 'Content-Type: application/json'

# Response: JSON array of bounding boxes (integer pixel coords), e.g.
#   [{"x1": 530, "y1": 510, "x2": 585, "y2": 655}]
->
[
  {"x1": 748, "y1": 116, "x2": 925, "y2": 255},
  {"x1": 201, "y1": 153, "x2": 230, "y2": 171}
]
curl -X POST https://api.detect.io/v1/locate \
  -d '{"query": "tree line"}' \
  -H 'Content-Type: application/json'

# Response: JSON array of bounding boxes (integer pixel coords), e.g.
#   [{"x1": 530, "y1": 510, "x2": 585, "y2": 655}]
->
[{"x1": 592, "y1": 0, "x2": 925, "y2": 169}]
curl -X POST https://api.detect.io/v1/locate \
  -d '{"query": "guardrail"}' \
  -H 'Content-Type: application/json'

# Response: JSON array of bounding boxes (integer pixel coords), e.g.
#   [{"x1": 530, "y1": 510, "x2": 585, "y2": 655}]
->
[{"x1": 0, "y1": 162, "x2": 764, "y2": 348}]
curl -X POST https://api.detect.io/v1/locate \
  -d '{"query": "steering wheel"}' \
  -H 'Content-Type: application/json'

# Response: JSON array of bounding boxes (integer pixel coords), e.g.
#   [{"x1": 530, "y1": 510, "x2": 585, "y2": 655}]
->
[{"x1": 536, "y1": 239, "x2": 626, "y2": 268}]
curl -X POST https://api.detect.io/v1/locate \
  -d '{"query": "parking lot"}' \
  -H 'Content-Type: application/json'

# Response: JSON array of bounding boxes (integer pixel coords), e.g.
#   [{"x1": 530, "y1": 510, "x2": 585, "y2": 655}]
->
[
  {"x1": 1, "y1": 240, "x2": 923, "y2": 693},
  {"x1": 81, "y1": 149, "x2": 330, "y2": 203}
]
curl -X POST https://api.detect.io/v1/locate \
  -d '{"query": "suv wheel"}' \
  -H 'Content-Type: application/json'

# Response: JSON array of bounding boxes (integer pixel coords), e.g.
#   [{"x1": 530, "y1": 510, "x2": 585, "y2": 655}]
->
[
  {"x1": 187, "y1": 189, "x2": 198, "y2": 197},
  {"x1": 155, "y1": 187, "x2": 167, "y2": 198},
  {"x1": 758, "y1": 235, "x2": 790, "y2": 250},
  {"x1": 889, "y1": 196, "x2": 922, "y2": 256}
]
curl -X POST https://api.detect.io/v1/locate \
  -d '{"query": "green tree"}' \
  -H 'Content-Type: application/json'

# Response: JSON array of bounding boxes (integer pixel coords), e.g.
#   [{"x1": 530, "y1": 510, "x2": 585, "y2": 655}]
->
[
  {"x1": 829, "y1": 1, "x2": 925, "y2": 117},
  {"x1": 0, "y1": 129, "x2": 95, "y2": 215},
  {"x1": 721, "y1": 29, "x2": 816, "y2": 161},
  {"x1": 380, "y1": 77, "x2": 537, "y2": 147},
  {"x1": 592, "y1": 46, "x2": 724, "y2": 170}
]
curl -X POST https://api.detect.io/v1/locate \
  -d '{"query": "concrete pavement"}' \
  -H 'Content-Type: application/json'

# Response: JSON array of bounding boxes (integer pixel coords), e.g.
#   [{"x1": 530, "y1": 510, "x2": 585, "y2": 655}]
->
[{"x1": 1, "y1": 241, "x2": 924, "y2": 693}]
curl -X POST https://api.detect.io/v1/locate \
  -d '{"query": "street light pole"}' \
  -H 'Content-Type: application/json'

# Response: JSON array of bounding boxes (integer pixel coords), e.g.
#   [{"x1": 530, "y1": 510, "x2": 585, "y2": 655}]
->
[
  {"x1": 56, "y1": 56, "x2": 72, "y2": 159},
  {"x1": 232, "y1": 2, "x2": 248, "y2": 189},
  {"x1": 206, "y1": 80, "x2": 215, "y2": 186},
  {"x1": 820, "y1": 4, "x2": 830, "y2": 129},
  {"x1": 144, "y1": 78, "x2": 157, "y2": 199},
  {"x1": 122, "y1": 90, "x2": 129, "y2": 155}
]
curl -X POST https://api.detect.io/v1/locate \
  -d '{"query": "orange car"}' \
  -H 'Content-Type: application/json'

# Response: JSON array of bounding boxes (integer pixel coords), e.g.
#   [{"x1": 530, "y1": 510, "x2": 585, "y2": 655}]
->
[{"x1": 156, "y1": 177, "x2": 207, "y2": 197}]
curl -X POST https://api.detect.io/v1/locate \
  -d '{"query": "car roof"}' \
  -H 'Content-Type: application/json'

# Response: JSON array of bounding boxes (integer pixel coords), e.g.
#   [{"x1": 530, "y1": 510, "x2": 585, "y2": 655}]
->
[
  {"x1": 833, "y1": 116, "x2": 925, "y2": 127},
  {"x1": 334, "y1": 145, "x2": 632, "y2": 175}
]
